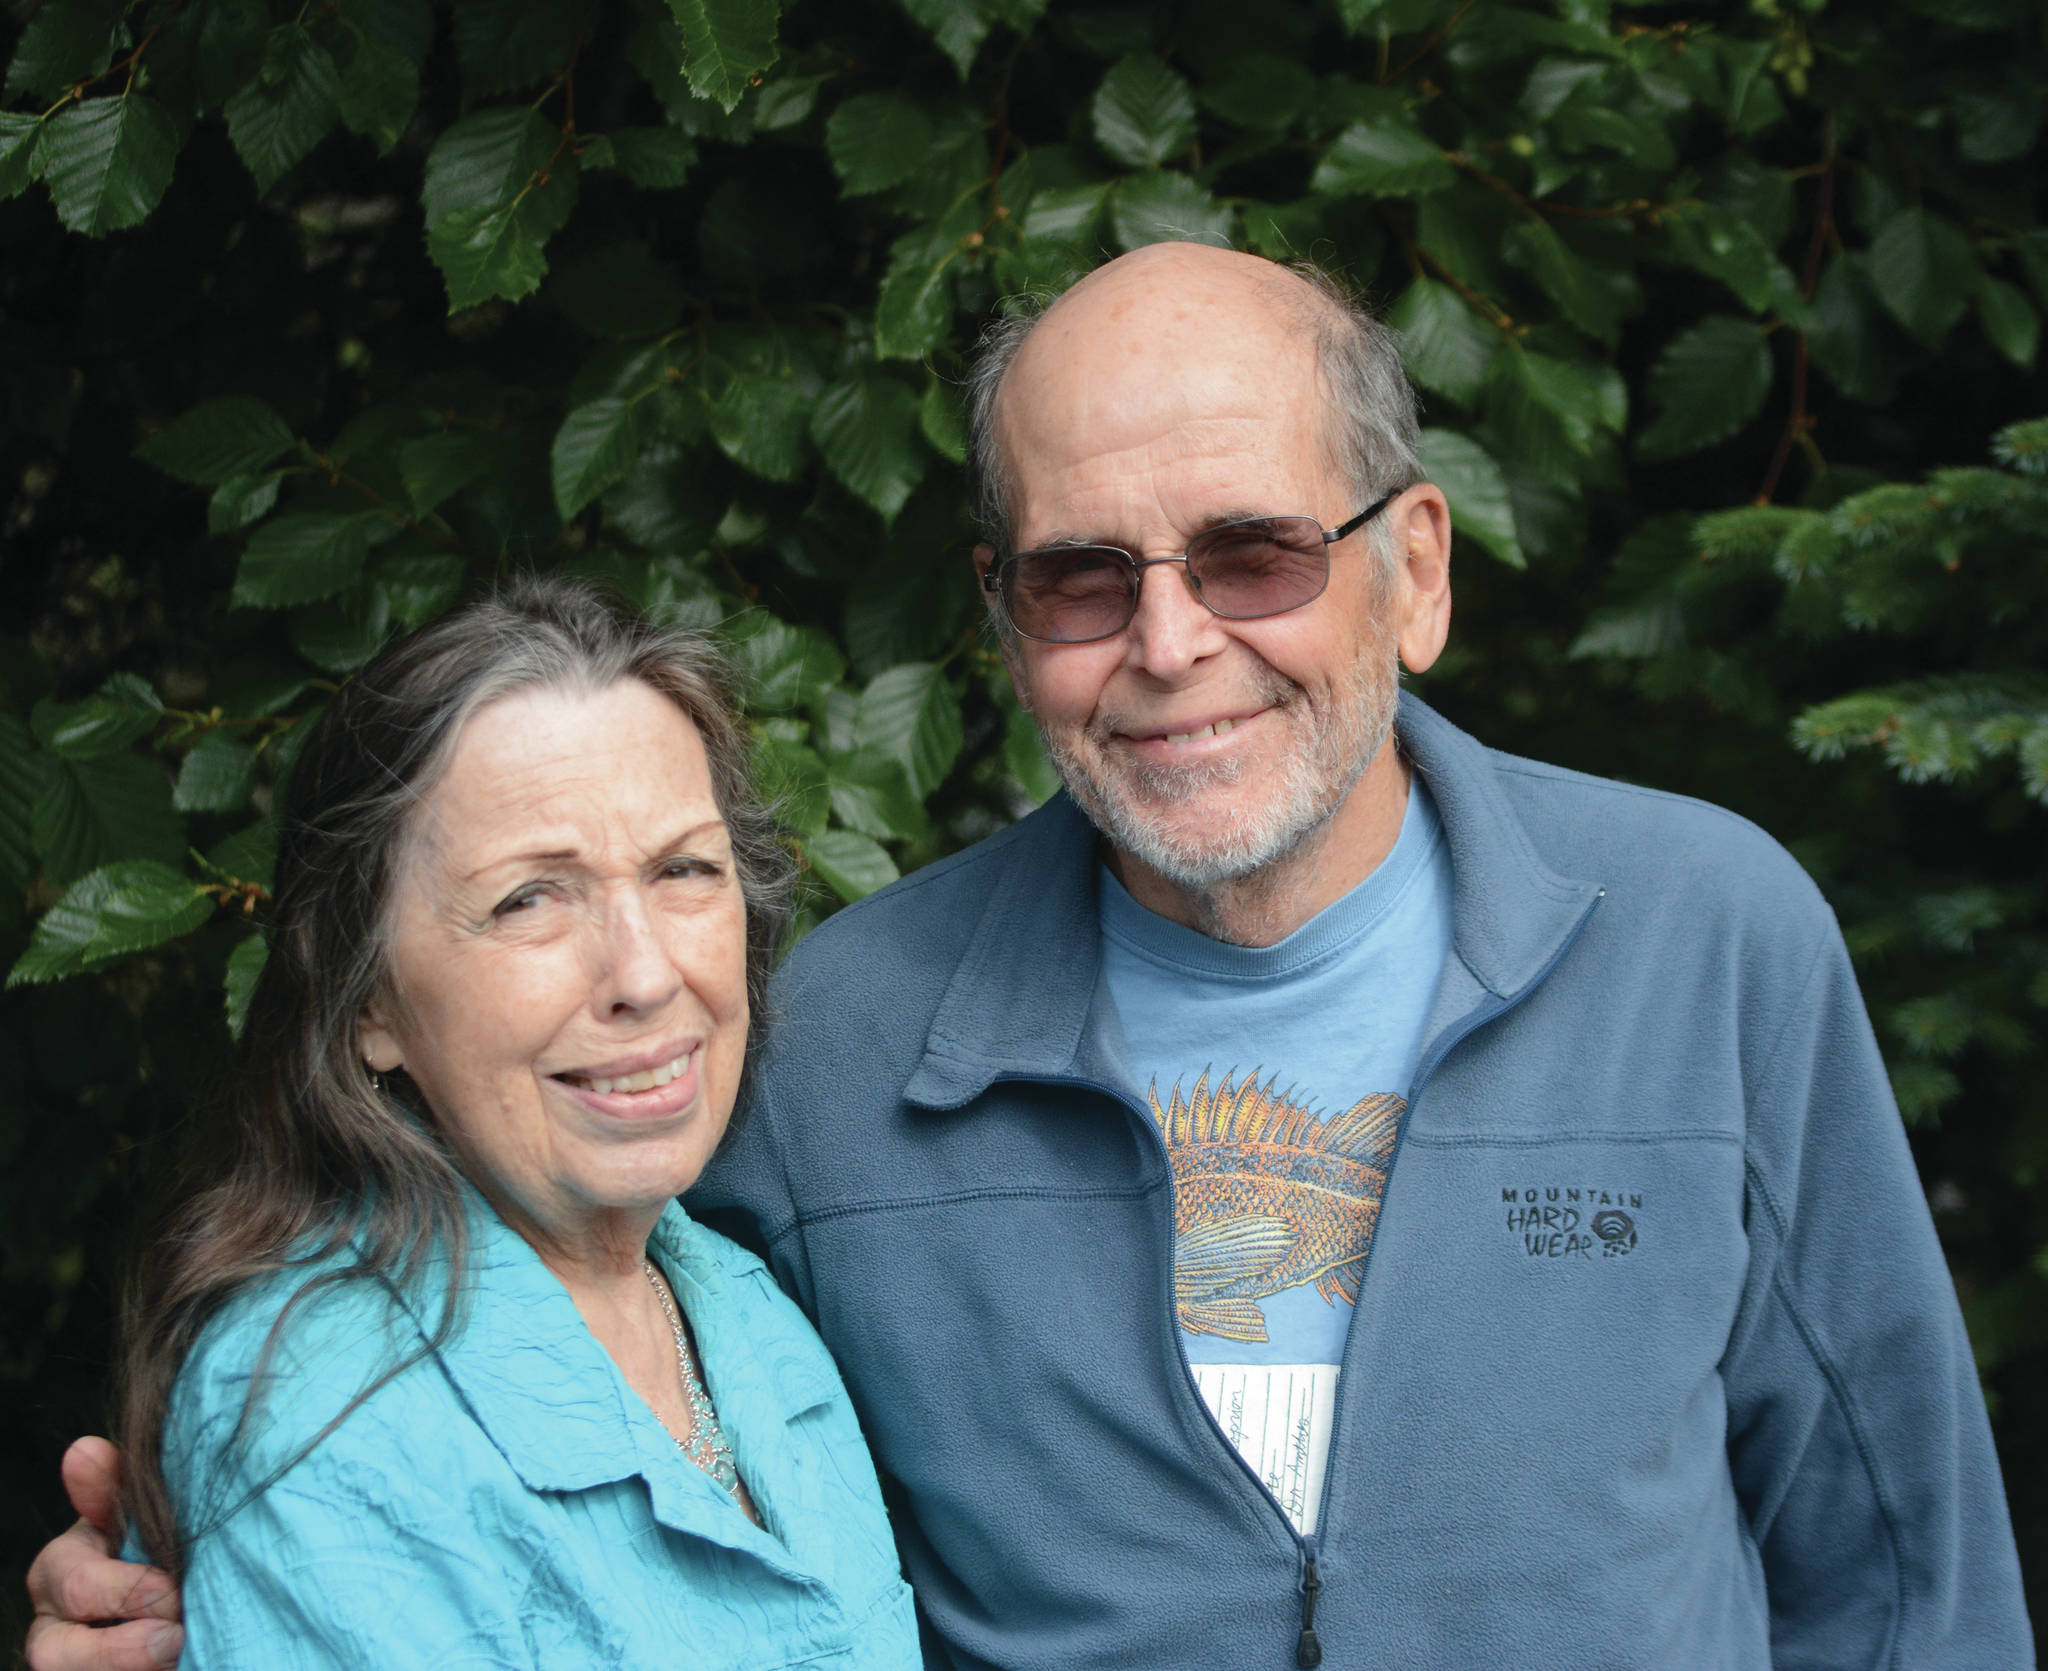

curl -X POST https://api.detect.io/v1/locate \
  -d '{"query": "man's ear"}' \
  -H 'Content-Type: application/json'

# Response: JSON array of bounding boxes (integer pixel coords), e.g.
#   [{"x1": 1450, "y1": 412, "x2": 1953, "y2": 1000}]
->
[
  {"x1": 1389, "y1": 484, "x2": 1452, "y2": 676},
  {"x1": 973, "y1": 543, "x2": 999, "y2": 612},
  {"x1": 358, "y1": 1000, "x2": 403, "y2": 1075}
]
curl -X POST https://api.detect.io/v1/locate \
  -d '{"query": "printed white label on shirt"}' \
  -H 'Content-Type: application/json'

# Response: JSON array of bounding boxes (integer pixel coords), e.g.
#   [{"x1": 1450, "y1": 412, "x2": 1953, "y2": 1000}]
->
[{"x1": 1192, "y1": 1363, "x2": 1338, "y2": 1536}]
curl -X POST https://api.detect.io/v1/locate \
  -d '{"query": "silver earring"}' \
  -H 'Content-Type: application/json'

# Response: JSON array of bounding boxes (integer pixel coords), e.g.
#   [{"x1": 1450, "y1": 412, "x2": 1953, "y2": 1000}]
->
[{"x1": 366, "y1": 1064, "x2": 386, "y2": 1094}]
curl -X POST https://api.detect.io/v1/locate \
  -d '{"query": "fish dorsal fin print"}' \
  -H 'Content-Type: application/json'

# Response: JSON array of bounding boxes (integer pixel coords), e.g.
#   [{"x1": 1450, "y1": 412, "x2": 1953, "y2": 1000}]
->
[
  {"x1": 1179, "y1": 1295, "x2": 1272, "y2": 1342},
  {"x1": 1175, "y1": 1216, "x2": 1295, "y2": 1298},
  {"x1": 1320, "y1": 1093, "x2": 1405, "y2": 1166}
]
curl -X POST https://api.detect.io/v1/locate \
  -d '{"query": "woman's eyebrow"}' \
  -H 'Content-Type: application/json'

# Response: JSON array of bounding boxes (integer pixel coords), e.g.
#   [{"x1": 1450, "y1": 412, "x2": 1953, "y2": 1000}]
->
[{"x1": 460, "y1": 819, "x2": 729, "y2": 884}]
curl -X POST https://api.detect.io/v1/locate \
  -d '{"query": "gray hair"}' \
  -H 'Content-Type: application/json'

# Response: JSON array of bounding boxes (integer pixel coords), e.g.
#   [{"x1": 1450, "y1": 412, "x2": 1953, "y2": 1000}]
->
[
  {"x1": 121, "y1": 574, "x2": 794, "y2": 1573},
  {"x1": 965, "y1": 259, "x2": 1424, "y2": 607}
]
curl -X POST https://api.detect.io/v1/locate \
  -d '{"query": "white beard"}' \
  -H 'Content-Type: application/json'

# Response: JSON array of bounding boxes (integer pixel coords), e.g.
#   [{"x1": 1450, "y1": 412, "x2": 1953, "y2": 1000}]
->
[{"x1": 1035, "y1": 642, "x2": 1400, "y2": 891}]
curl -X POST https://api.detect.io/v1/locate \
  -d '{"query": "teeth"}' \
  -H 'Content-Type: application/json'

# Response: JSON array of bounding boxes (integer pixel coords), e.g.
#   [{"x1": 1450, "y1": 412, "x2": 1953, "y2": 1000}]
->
[
  {"x1": 569, "y1": 1050, "x2": 691, "y2": 1096},
  {"x1": 1164, "y1": 717, "x2": 1236, "y2": 745}
]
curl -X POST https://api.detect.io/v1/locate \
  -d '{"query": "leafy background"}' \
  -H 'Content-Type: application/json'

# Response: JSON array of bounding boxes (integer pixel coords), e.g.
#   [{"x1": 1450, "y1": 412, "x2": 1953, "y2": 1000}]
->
[{"x1": 2, "y1": 0, "x2": 2042, "y2": 1642}]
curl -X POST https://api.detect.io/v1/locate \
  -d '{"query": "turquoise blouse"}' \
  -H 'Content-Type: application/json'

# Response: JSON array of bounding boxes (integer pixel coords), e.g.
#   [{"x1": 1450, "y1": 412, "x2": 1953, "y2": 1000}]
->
[{"x1": 140, "y1": 1196, "x2": 920, "y2": 1668}]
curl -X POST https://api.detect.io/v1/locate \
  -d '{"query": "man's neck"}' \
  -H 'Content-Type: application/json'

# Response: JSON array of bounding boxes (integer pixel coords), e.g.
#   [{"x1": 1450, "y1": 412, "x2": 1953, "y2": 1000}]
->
[{"x1": 1108, "y1": 742, "x2": 1412, "y2": 948}]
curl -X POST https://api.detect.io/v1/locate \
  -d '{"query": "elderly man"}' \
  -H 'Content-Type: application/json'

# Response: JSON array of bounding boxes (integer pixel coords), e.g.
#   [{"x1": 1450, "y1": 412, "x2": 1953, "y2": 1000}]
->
[{"x1": 27, "y1": 244, "x2": 2030, "y2": 1669}]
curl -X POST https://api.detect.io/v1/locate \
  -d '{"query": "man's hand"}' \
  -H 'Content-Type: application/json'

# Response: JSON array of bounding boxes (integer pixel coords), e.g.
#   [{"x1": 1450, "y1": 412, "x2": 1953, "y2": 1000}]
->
[{"x1": 24, "y1": 1438, "x2": 183, "y2": 1671}]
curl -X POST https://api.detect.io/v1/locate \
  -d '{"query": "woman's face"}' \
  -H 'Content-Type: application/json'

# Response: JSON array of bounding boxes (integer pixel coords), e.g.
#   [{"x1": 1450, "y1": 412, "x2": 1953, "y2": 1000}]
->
[{"x1": 357, "y1": 679, "x2": 751, "y2": 1252}]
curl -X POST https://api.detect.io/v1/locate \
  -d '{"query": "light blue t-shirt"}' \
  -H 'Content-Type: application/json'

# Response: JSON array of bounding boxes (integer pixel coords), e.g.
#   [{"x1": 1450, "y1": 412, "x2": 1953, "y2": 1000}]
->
[{"x1": 1099, "y1": 782, "x2": 1455, "y2": 1533}]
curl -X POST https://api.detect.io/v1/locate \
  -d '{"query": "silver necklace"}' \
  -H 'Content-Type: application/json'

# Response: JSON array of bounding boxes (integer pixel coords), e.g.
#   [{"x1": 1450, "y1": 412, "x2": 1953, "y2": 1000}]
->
[{"x1": 643, "y1": 1257, "x2": 743, "y2": 1497}]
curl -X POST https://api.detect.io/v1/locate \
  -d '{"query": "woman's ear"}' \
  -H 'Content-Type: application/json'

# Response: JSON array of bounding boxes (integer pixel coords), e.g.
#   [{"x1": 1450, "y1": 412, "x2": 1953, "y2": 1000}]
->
[{"x1": 358, "y1": 1001, "x2": 403, "y2": 1074}]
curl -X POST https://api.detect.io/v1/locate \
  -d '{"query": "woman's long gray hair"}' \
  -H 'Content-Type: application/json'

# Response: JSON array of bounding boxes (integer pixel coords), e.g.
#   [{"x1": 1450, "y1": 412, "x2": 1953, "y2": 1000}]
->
[{"x1": 118, "y1": 574, "x2": 795, "y2": 1572}]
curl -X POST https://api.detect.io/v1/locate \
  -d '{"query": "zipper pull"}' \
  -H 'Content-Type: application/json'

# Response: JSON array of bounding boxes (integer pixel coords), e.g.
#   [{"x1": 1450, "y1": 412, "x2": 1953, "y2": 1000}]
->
[{"x1": 1296, "y1": 1537, "x2": 1323, "y2": 1669}]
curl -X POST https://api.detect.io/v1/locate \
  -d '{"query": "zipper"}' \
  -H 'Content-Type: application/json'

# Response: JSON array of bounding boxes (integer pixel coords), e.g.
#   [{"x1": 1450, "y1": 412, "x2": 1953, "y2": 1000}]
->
[
  {"x1": 1297, "y1": 1535, "x2": 1324, "y2": 1668},
  {"x1": 978, "y1": 888, "x2": 1607, "y2": 1668}
]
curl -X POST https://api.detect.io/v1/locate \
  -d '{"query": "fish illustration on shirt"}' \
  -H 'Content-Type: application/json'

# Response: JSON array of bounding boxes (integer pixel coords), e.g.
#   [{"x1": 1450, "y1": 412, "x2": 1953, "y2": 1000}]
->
[{"x1": 1148, "y1": 1069, "x2": 1404, "y2": 1342}]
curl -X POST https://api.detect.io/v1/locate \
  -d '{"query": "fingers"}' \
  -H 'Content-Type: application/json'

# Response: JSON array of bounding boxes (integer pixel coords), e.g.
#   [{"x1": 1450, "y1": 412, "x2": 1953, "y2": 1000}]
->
[
  {"x1": 24, "y1": 1617, "x2": 184, "y2": 1671},
  {"x1": 58, "y1": 1437, "x2": 125, "y2": 1537},
  {"x1": 26, "y1": 1520, "x2": 182, "y2": 1624}
]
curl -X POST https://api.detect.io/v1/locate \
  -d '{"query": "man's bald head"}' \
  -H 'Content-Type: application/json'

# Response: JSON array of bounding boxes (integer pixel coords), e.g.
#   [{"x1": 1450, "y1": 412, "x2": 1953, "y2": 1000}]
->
[{"x1": 966, "y1": 243, "x2": 1422, "y2": 566}]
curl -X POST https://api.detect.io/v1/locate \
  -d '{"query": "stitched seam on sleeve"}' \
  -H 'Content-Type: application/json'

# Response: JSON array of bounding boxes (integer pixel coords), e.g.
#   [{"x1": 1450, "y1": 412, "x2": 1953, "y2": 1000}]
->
[{"x1": 1747, "y1": 1153, "x2": 1908, "y2": 1670}]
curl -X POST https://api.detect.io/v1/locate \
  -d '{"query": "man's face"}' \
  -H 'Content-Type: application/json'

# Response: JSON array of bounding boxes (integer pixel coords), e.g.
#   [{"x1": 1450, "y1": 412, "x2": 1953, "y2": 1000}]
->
[{"x1": 987, "y1": 270, "x2": 1418, "y2": 891}]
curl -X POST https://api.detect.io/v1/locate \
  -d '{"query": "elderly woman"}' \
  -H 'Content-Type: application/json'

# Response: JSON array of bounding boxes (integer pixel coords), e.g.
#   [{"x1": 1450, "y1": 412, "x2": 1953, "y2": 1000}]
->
[{"x1": 109, "y1": 578, "x2": 919, "y2": 1667}]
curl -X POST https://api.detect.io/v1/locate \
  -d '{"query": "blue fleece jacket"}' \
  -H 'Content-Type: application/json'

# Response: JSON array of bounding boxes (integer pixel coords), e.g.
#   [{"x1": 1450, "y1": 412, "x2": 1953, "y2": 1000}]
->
[{"x1": 691, "y1": 693, "x2": 2030, "y2": 1670}]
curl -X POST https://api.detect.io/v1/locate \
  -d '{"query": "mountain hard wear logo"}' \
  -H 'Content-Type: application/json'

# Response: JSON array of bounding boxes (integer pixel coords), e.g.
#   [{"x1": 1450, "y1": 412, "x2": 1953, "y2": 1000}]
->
[{"x1": 1502, "y1": 1187, "x2": 1642, "y2": 1260}]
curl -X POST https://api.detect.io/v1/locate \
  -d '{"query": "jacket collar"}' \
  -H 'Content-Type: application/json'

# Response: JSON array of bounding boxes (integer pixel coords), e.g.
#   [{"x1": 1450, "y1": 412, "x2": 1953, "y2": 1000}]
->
[
  {"x1": 904, "y1": 692, "x2": 1601, "y2": 1110},
  {"x1": 412, "y1": 1192, "x2": 822, "y2": 1577}
]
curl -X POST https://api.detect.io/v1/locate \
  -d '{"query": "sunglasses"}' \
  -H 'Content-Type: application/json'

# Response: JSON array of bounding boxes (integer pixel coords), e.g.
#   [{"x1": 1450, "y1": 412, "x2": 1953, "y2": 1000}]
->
[{"x1": 984, "y1": 492, "x2": 1399, "y2": 645}]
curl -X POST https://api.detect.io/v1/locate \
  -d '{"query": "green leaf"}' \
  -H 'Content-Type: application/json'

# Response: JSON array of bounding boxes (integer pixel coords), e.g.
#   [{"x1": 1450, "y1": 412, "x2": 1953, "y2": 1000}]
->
[
  {"x1": 291, "y1": 581, "x2": 394, "y2": 674},
  {"x1": 801, "y1": 827, "x2": 899, "y2": 903},
  {"x1": 233, "y1": 512, "x2": 378, "y2": 608},
  {"x1": 208, "y1": 473, "x2": 283, "y2": 534},
  {"x1": 375, "y1": 552, "x2": 467, "y2": 627},
  {"x1": 725, "y1": 614, "x2": 846, "y2": 712},
  {"x1": 1635, "y1": 316, "x2": 1773, "y2": 461},
  {"x1": 1198, "y1": 54, "x2": 1316, "y2": 134},
  {"x1": 552, "y1": 397, "x2": 650, "y2": 521},
  {"x1": 754, "y1": 70, "x2": 826, "y2": 131},
  {"x1": 1954, "y1": 91, "x2": 2040, "y2": 166},
  {"x1": 1, "y1": 111, "x2": 46, "y2": 200},
  {"x1": 428, "y1": 186, "x2": 577, "y2": 311},
  {"x1": 1501, "y1": 218, "x2": 1627, "y2": 344},
  {"x1": 894, "y1": 0, "x2": 1042, "y2": 79},
  {"x1": 421, "y1": 107, "x2": 581, "y2": 307},
  {"x1": 336, "y1": 32, "x2": 420, "y2": 156},
  {"x1": 8, "y1": 861, "x2": 214, "y2": 988},
  {"x1": 449, "y1": 0, "x2": 585, "y2": 99},
  {"x1": 225, "y1": 26, "x2": 342, "y2": 195},
  {"x1": 875, "y1": 229, "x2": 959, "y2": 362},
  {"x1": 224, "y1": 933, "x2": 268, "y2": 1039},
  {"x1": 1974, "y1": 277, "x2": 2039, "y2": 370},
  {"x1": 1021, "y1": 180, "x2": 1109, "y2": 246},
  {"x1": 4, "y1": 0, "x2": 123, "y2": 101},
  {"x1": 602, "y1": 445, "x2": 723, "y2": 557},
  {"x1": 172, "y1": 733, "x2": 259, "y2": 814},
  {"x1": 32, "y1": 754, "x2": 183, "y2": 884},
  {"x1": 825, "y1": 748, "x2": 930, "y2": 843},
  {"x1": 1311, "y1": 119, "x2": 1454, "y2": 198},
  {"x1": 812, "y1": 375, "x2": 926, "y2": 523},
  {"x1": 1091, "y1": 54, "x2": 1196, "y2": 170},
  {"x1": 138, "y1": 397, "x2": 297, "y2": 486},
  {"x1": 667, "y1": 0, "x2": 779, "y2": 114},
  {"x1": 826, "y1": 91, "x2": 934, "y2": 196},
  {"x1": 1658, "y1": 202, "x2": 1807, "y2": 323},
  {"x1": 399, "y1": 432, "x2": 496, "y2": 514},
  {"x1": 1389, "y1": 278, "x2": 1497, "y2": 407},
  {"x1": 1002, "y1": 702, "x2": 1061, "y2": 807},
  {"x1": 854, "y1": 662, "x2": 962, "y2": 798},
  {"x1": 751, "y1": 735, "x2": 831, "y2": 836},
  {"x1": 1110, "y1": 170, "x2": 1234, "y2": 253},
  {"x1": 38, "y1": 95, "x2": 180, "y2": 237},
  {"x1": 1418, "y1": 429, "x2": 1523, "y2": 569},
  {"x1": 919, "y1": 379, "x2": 968, "y2": 465},
  {"x1": 1867, "y1": 209, "x2": 1980, "y2": 346},
  {"x1": 607, "y1": 126, "x2": 696, "y2": 189},
  {"x1": 209, "y1": 814, "x2": 280, "y2": 890},
  {"x1": 422, "y1": 106, "x2": 557, "y2": 225},
  {"x1": 709, "y1": 370, "x2": 811, "y2": 482},
  {"x1": 32, "y1": 672, "x2": 162, "y2": 760},
  {"x1": 0, "y1": 711, "x2": 47, "y2": 889},
  {"x1": 1333, "y1": 0, "x2": 1387, "y2": 30}
]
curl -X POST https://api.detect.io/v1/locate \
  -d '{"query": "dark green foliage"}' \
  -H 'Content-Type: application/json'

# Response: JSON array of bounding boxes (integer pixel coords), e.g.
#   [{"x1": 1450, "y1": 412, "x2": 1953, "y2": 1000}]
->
[{"x1": 2, "y1": 0, "x2": 2043, "y2": 1633}]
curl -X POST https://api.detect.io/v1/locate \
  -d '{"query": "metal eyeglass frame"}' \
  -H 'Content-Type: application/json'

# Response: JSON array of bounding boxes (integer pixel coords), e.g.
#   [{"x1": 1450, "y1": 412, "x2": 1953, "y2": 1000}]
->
[{"x1": 982, "y1": 490, "x2": 1400, "y2": 644}]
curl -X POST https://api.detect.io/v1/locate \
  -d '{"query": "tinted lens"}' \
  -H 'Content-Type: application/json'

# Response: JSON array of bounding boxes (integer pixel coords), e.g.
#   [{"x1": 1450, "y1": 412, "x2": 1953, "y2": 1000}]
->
[
  {"x1": 1184, "y1": 517, "x2": 1329, "y2": 619},
  {"x1": 1003, "y1": 546, "x2": 1136, "y2": 642}
]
